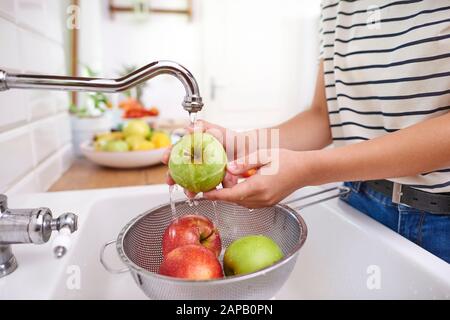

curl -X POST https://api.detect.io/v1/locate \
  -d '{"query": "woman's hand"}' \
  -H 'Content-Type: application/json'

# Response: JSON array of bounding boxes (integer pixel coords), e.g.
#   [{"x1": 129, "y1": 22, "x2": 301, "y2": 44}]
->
[
  {"x1": 162, "y1": 120, "x2": 241, "y2": 198},
  {"x1": 204, "y1": 149, "x2": 316, "y2": 208}
]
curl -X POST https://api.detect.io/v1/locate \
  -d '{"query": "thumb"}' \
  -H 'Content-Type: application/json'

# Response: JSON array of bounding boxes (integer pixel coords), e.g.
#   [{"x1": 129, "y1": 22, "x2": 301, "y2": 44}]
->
[
  {"x1": 161, "y1": 146, "x2": 172, "y2": 165},
  {"x1": 226, "y1": 150, "x2": 272, "y2": 175}
]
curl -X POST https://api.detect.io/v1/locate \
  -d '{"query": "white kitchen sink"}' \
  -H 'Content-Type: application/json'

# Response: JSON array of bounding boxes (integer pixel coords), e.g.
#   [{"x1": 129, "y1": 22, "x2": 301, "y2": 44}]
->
[{"x1": 1, "y1": 184, "x2": 449, "y2": 299}]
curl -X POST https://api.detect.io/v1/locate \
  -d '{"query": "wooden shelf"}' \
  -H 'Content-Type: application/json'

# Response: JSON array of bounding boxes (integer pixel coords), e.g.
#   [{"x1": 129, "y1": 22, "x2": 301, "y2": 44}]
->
[{"x1": 108, "y1": 0, "x2": 193, "y2": 21}]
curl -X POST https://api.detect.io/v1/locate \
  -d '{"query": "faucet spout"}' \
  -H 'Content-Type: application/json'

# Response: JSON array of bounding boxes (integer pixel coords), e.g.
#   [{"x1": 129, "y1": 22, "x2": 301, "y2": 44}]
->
[{"x1": 0, "y1": 60, "x2": 203, "y2": 113}]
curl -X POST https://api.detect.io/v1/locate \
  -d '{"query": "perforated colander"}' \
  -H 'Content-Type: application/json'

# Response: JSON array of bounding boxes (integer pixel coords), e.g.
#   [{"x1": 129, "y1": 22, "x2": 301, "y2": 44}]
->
[{"x1": 100, "y1": 186, "x2": 349, "y2": 300}]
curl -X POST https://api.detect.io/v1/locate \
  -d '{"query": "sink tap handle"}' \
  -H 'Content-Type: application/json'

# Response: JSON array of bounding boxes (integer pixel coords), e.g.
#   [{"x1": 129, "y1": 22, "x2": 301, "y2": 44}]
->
[
  {"x1": 51, "y1": 212, "x2": 78, "y2": 233},
  {"x1": 51, "y1": 213, "x2": 78, "y2": 259},
  {"x1": 0, "y1": 194, "x2": 80, "y2": 276}
]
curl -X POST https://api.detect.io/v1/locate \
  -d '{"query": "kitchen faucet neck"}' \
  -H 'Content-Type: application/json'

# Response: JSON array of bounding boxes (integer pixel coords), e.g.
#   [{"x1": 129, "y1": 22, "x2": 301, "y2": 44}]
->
[{"x1": 0, "y1": 60, "x2": 203, "y2": 113}]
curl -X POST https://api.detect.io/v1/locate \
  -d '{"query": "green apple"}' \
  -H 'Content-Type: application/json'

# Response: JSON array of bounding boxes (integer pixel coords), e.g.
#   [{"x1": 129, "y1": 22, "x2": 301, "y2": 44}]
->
[
  {"x1": 223, "y1": 235, "x2": 284, "y2": 276},
  {"x1": 104, "y1": 139, "x2": 129, "y2": 152},
  {"x1": 123, "y1": 119, "x2": 150, "y2": 138},
  {"x1": 169, "y1": 132, "x2": 227, "y2": 193}
]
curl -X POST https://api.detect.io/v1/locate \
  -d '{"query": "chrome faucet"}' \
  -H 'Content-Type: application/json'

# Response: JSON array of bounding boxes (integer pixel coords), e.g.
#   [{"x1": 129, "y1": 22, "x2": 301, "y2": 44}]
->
[
  {"x1": 0, "y1": 194, "x2": 78, "y2": 278},
  {"x1": 0, "y1": 60, "x2": 203, "y2": 278},
  {"x1": 0, "y1": 60, "x2": 203, "y2": 113}
]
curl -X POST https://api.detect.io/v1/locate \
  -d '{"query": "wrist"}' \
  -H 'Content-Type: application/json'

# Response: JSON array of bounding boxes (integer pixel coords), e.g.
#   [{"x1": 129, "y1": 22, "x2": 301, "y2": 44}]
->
[{"x1": 297, "y1": 149, "x2": 331, "y2": 187}]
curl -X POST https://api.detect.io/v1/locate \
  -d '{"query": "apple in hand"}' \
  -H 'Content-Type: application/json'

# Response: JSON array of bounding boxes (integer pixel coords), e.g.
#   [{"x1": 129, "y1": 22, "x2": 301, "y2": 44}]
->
[
  {"x1": 223, "y1": 235, "x2": 284, "y2": 276},
  {"x1": 159, "y1": 244, "x2": 223, "y2": 280},
  {"x1": 162, "y1": 214, "x2": 222, "y2": 257},
  {"x1": 169, "y1": 132, "x2": 227, "y2": 193}
]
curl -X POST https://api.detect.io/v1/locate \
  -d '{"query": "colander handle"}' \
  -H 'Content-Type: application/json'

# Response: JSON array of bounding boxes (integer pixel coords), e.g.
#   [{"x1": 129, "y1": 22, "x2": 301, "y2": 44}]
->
[
  {"x1": 283, "y1": 186, "x2": 350, "y2": 210},
  {"x1": 100, "y1": 240, "x2": 129, "y2": 274}
]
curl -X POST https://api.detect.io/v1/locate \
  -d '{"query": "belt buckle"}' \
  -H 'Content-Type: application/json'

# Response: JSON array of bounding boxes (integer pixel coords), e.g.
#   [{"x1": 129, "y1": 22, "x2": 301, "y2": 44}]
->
[{"x1": 392, "y1": 182, "x2": 403, "y2": 204}]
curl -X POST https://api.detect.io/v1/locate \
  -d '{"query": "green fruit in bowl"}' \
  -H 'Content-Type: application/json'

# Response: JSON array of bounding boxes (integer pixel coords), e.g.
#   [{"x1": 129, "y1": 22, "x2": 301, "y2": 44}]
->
[
  {"x1": 103, "y1": 140, "x2": 129, "y2": 152},
  {"x1": 123, "y1": 119, "x2": 150, "y2": 138},
  {"x1": 169, "y1": 132, "x2": 227, "y2": 193},
  {"x1": 223, "y1": 235, "x2": 284, "y2": 276}
]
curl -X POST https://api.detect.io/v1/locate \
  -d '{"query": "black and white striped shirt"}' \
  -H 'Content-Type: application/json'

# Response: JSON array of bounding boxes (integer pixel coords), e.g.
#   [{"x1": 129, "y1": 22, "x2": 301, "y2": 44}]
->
[{"x1": 319, "y1": 0, "x2": 450, "y2": 192}]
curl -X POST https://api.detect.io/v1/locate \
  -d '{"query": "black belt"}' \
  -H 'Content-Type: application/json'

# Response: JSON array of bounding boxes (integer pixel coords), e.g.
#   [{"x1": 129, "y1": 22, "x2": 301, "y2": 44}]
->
[{"x1": 364, "y1": 180, "x2": 450, "y2": 215}]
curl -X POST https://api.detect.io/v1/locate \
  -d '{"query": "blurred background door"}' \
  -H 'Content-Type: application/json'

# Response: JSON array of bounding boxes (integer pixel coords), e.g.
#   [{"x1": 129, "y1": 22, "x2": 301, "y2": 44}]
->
[{"x1": 200, "y1": 0, "x2": 321, "y2": 130}]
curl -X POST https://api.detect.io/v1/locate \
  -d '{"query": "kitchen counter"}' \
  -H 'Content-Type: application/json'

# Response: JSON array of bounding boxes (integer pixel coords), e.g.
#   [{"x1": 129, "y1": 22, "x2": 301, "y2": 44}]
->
[{"x1": 50, "y1": 158, "x2": 167, "y2": 191}]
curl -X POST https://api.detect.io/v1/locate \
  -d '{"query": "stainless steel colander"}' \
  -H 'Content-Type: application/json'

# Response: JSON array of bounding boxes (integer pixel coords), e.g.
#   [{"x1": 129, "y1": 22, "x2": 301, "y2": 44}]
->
[{"x1": 100, "y1": 186, "x2": 349, "y2": 300}]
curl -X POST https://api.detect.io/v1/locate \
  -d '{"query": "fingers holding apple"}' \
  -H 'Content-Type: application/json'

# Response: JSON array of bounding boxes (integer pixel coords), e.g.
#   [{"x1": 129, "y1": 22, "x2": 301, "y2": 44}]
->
[
  {"x1": 165, "y1": 171, "x2": 176, "y2": 186},
  {"x1": 164, "y1": 121, "x2": 237, "y2": 196},
  {"x1": 162, "y1": 146, "x2": 173, "y2": 165},
  {"x1": 221, "y1": 172, "x2": 239, "y2": 189},
  {"x1": 168, "y1": 132, "x2": 227, "y2": 194}
]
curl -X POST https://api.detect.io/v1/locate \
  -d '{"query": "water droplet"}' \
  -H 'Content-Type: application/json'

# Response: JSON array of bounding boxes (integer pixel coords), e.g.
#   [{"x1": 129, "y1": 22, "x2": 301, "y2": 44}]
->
[
  {"x1": 189, "y1": 112, "x2": 197, "y2": 126},
  {"x1": 169, "y1": 185, "x2": 177, "y2": 219}
]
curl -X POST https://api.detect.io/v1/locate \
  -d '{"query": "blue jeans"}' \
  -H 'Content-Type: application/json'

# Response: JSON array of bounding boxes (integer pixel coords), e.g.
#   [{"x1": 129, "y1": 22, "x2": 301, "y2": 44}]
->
[{"x1": 341, "y1": 182, "x2": 450, "y2": 263}]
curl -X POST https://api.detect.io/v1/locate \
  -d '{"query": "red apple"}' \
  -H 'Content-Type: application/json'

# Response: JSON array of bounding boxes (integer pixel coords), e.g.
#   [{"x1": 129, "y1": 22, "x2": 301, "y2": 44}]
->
[
  {"x1": 162, "y1": 214, "x2": 222, "y2": 257},
  {"x1": 159, "y1": 244, "x2": 223, "y2": 280}
]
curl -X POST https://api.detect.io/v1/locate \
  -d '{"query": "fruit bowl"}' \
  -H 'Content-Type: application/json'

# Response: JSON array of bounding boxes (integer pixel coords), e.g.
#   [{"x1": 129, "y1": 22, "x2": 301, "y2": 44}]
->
[{"x1": 80, "y1": 141, "x2": 168, "y2": 168}]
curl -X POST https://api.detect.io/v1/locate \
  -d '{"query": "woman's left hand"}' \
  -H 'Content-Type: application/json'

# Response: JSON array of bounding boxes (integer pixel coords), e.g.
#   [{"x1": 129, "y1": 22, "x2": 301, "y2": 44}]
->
[{"x1": 204, "y1": 149, "x2": 316, "y2": 208}]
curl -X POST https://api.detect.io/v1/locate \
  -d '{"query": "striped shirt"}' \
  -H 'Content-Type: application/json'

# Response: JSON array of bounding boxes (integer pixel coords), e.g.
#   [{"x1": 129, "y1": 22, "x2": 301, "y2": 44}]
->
[{"x1": 319, "y1": 0, "x2": 450, "y2": 192}]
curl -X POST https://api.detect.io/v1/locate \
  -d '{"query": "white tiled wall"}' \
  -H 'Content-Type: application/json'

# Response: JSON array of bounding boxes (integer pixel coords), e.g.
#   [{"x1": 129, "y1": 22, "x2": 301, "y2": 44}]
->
[{"x1": 0, "y1": 0, "x2": 73, "y2": 194}]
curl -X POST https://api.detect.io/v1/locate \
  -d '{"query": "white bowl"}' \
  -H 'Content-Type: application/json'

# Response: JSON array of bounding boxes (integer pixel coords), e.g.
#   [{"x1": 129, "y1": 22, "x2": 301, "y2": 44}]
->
[{"x1": 80, "y1": 141, "x2": 168, "y2": 168}]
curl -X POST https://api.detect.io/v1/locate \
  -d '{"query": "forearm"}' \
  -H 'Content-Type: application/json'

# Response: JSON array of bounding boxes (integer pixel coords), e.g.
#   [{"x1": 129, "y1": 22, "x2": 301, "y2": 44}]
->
[
  {"x1": 234, "y1": 107, "x2": 331, "y2": 160},
  {"x1": 274, "y1": 107, "x2": 332, "y2": 151},
  {"x1": 308, "y1": 112, "x2": 450, "y2": 186}
]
